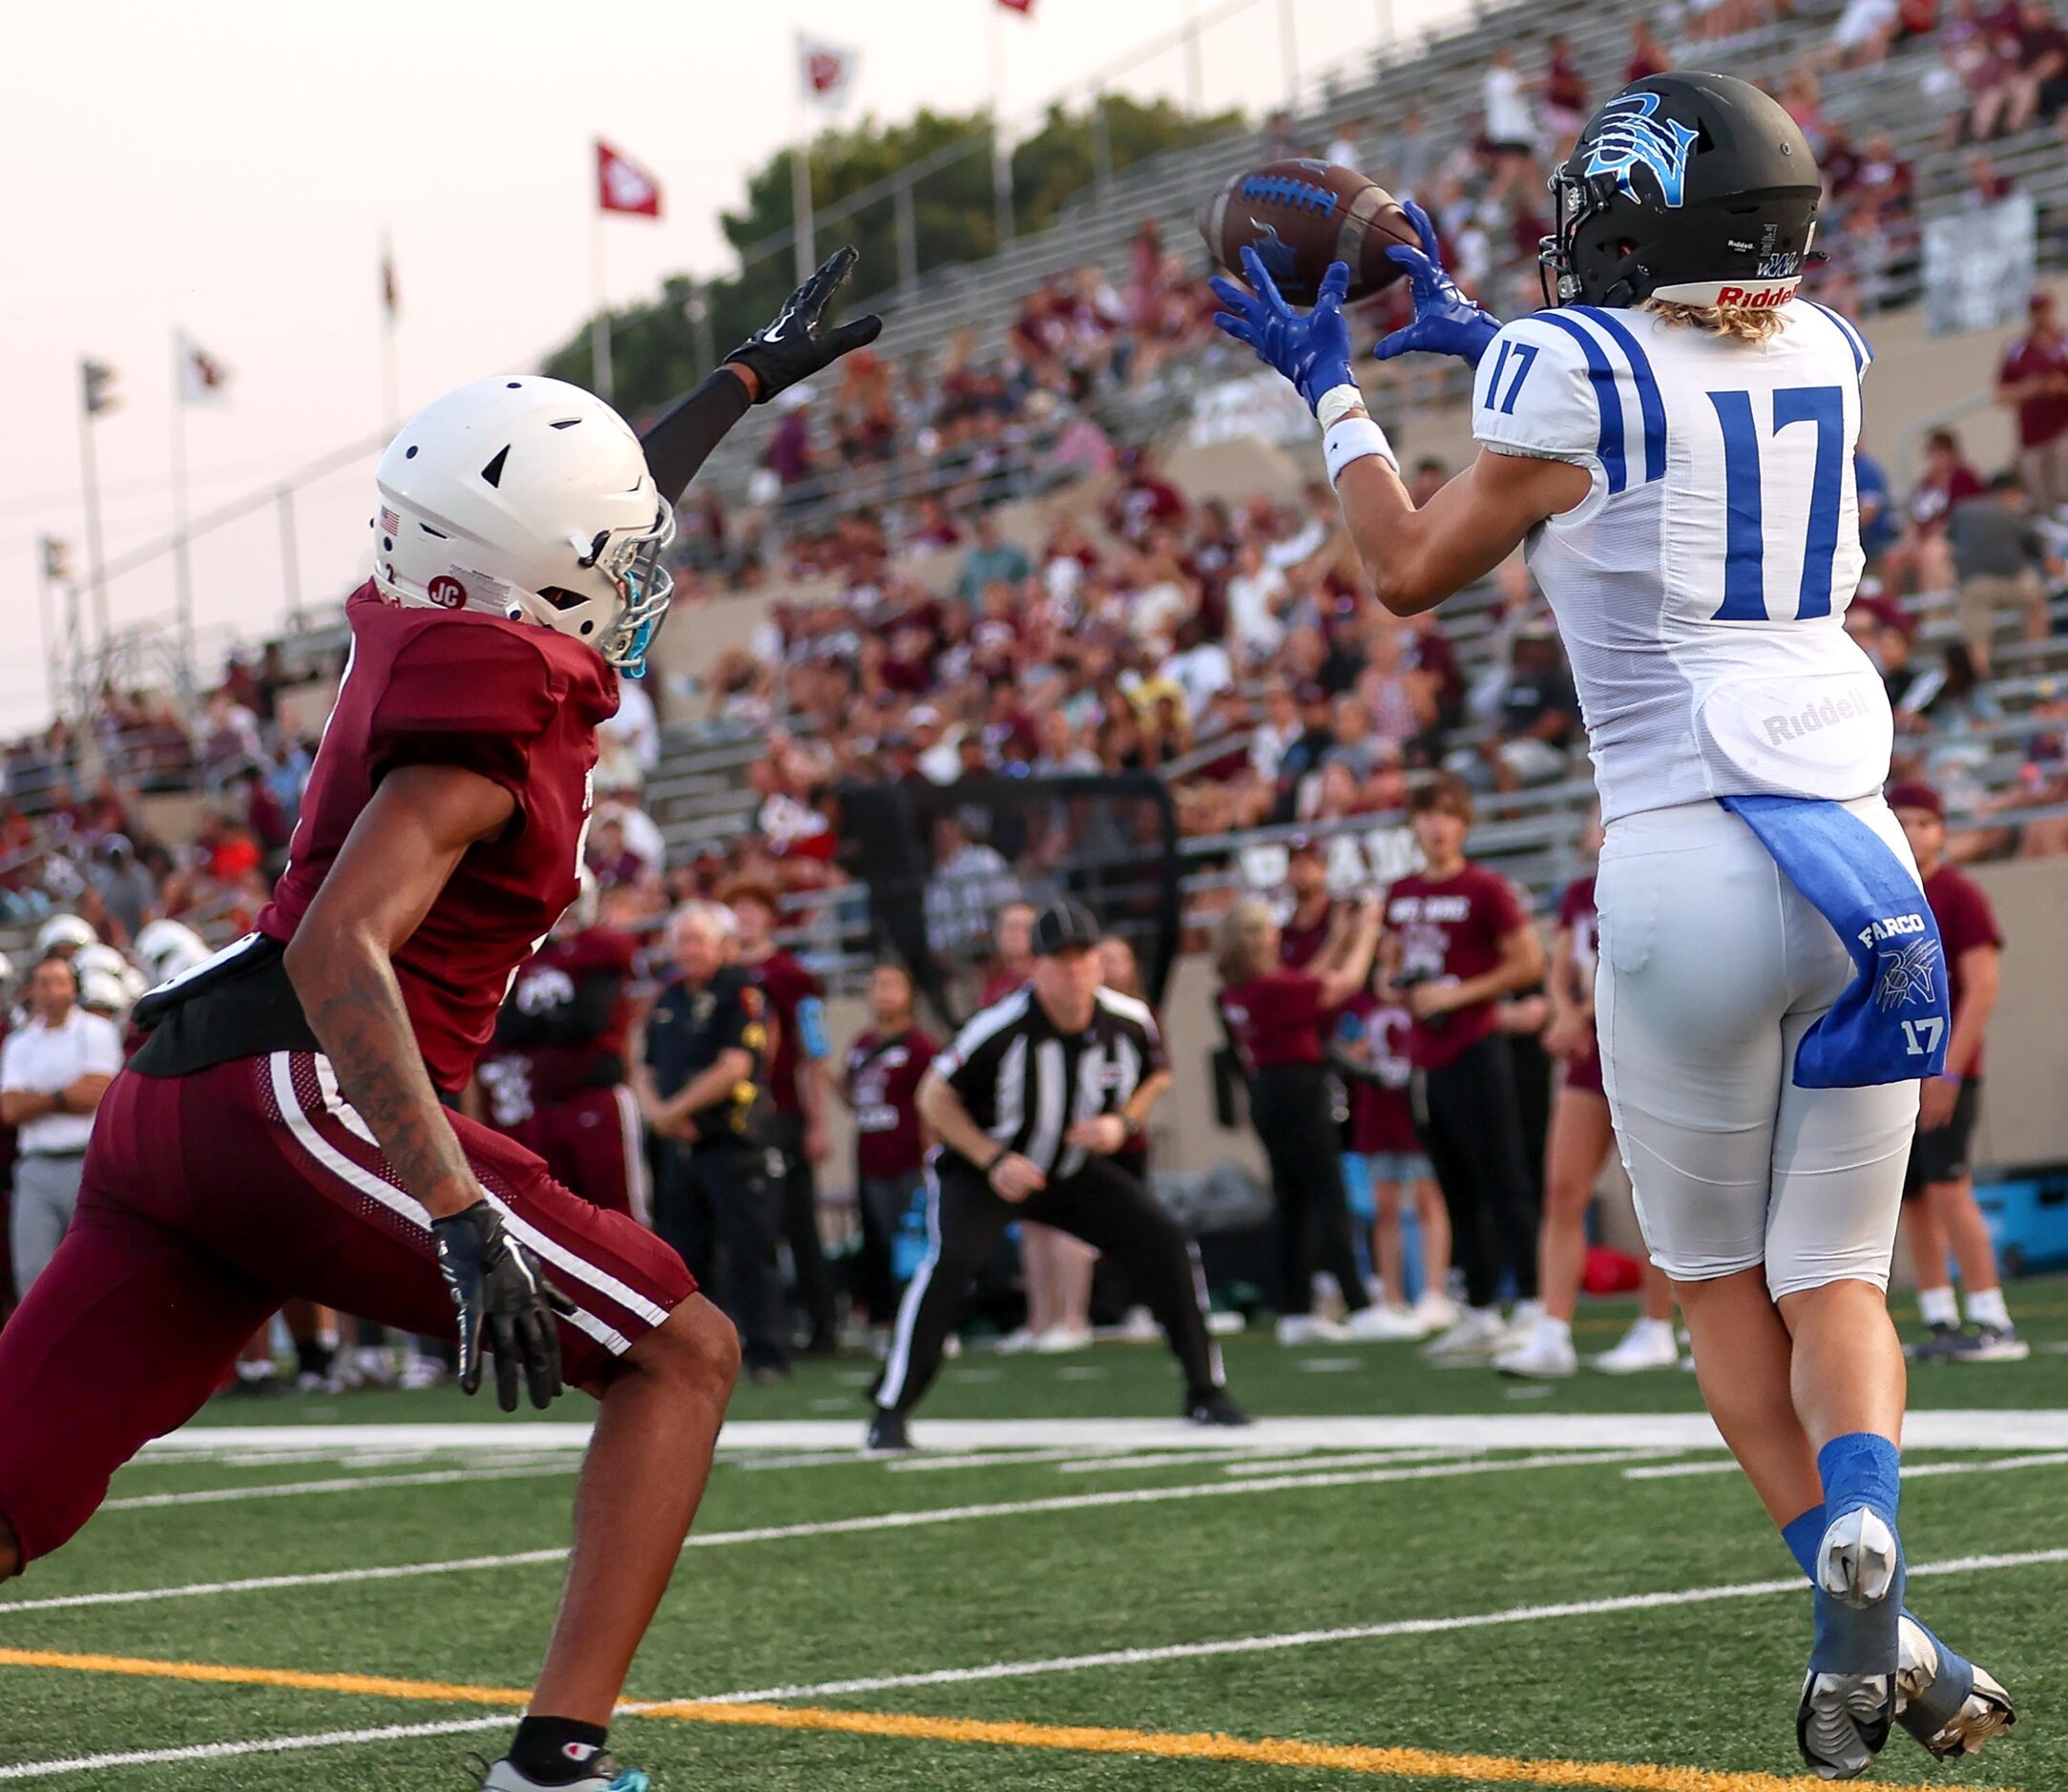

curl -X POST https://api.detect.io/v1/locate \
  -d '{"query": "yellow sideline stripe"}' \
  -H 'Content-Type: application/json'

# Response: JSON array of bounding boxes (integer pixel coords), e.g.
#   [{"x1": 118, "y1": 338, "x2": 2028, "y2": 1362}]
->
[{"x1": 0, "y1": 1646, "x2": 1986, "y2": 1792}]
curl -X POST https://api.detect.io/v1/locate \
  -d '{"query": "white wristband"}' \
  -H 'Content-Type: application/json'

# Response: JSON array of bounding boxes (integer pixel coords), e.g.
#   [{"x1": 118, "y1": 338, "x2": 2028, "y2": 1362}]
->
[
  {"x1": 1314, "y1": 383, "x2": 1368, "y2": 430},
  {"x1": 1323, "y1": 415, "x2": 1398, "y2": 487}
]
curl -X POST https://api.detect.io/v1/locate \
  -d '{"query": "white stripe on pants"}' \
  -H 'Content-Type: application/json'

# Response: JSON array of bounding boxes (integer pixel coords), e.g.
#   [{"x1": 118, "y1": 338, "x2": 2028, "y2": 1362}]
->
[
  {"x1": 10, "y1": 1154, "x2": 85, "y2": 1301},
  {"x1": 1595, "y1": 797, "x2": 1920, "y2": 1300}
]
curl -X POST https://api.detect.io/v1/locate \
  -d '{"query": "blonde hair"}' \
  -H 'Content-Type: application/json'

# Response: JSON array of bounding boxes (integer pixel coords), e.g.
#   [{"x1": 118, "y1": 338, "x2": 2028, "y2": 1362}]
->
[
  {"x1": 1213, "y1": 898, "x2": 1280, "y2": 987},
  {"x1": 1641, "y1": 298, "x2": 1788, "y2": 344}
]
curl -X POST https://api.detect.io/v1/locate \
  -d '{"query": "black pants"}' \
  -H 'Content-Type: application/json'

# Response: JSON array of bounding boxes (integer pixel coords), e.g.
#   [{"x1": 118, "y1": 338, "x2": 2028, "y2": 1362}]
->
[
  {"x1": 856, "y1": 1169, "x2": 924, "y2": 1324},
  {"x1": 1412, "y1": 1032, "x2": 1537, "y2": 1310},
  {"x1": 876, "y1": 1155, "x2": 1222, "y2": 1415},
  {"x1": 655, "y1": 1140, "x2": 789, "y2": 1371},
  {"x1": 1247, "y1": 1063, "x2": 1370, "y2": 1317},
  {"x1": 773, "y1": 1111, "x2": 837, "y2": 1347}
]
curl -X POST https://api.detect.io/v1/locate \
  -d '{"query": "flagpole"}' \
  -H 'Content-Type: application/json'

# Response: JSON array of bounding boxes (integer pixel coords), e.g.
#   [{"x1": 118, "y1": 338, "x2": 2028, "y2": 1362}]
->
[
  {"x1": 33, "y1": 543, "x2": 58, "y2": 729},
  {"x1": 379, "y1": 227, "x2": 401, "y2": 429},
  {"x1": 590, "y1": 205, "x2": 614, "y2": 403},
  {"x1": 792, "y1": 33, "x2": 817, "y2": 282},
  {"x1": 990, "y1": 3, "x2": 1014, "y2": 248},
  {"x1": 1279, "y1": 0, "x2": 1299, "y2": 108},
  {"x1": 75, "y1": 363, "x2": 108, "y2": 678},
  {"x1": 170, "y1": 328, "x2": 196, "y2": 696},
  {"x1": 1181, "y1": 0, "x2": 1202, "y2": 114}
]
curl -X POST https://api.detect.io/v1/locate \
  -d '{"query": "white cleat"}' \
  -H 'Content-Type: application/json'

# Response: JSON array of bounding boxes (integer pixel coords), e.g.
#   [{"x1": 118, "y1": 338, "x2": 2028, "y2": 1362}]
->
[
  {"x1": 1895, "y1": 1615, "x2": 2017, "y2": 1761},
  {"x1": 1275, "y1": 1313, "x2": 1348, "y2": 1345},
  {"x1": 1410, "y1": 1289, "x2": 1459, "y2": 1332},
  {"x1": 1591, "y1": 1318, "x2": 1682, "y2": 1374},
  {"x1": 1341, "y1": 1303, "x2": 1430, "y2": 1342},
  {"x1": 1418, "y1": 1307, "x2": 1509, "y2": 1365},
  {"x1": 1819, "y1": 1508, "x2": 1900, "y2": 1607},
  {"x1": 1799, "y1": 1669, "x2": 1896, "y2": 1780},
  {"x1": 992, "y1": 1327, "x2": 1038, "y2": 1355},
  {"x1": 1032, "y1": 1324, "x2": 1094, "y2": 1354},
  {"x1": 1494, "y1": 1327, "x2": 1577, "y2": 1379},
  {"x1": 1499, "y1": 1299, "x2": 1545, "y2": 1350}
]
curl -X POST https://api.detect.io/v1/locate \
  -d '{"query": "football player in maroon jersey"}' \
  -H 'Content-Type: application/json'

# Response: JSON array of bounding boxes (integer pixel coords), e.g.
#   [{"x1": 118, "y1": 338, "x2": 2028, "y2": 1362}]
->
[
  {"x1": 0, "y1": 251, "x2": 880, "y2": 1792},
  {"x1": 478, "y1": 872, "x2": 648, "y2": 1221}
]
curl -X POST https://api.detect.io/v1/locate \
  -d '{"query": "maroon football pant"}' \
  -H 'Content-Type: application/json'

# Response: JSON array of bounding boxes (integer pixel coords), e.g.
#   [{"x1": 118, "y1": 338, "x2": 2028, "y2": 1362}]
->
[
  {"x1": 0, "y1": 1052, "x2": 694, "y2": 1569},
  {"x1": 489, "y1": 1085, "x2": 649, "y2": 1222}
]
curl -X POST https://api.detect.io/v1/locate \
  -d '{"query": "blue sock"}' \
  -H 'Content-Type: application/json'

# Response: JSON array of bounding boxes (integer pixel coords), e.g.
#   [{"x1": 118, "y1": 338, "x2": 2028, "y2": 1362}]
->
[
  {"x1": 1782, "y1": 1503, "x2": 1827, "y2": 1578},
  {"x1": 1817, "y1": 1432, "x2": 1901, "y2": 1528}
]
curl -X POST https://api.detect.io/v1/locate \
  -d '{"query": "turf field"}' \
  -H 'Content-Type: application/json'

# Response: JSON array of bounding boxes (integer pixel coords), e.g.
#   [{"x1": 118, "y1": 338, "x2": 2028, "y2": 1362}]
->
[{"x1": 5, "y1": 1285, "x2": 2066, "y2": 1790}]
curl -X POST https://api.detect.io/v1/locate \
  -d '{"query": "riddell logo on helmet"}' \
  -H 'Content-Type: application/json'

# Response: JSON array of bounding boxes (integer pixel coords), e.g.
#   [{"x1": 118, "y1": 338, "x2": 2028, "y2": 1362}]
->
[
  {"x1": 1713, "y1": 282, "x2": 1799, "y2": 308},
  {"x1": 427, "y1": 574, "x2": 467, "y2": 608}
]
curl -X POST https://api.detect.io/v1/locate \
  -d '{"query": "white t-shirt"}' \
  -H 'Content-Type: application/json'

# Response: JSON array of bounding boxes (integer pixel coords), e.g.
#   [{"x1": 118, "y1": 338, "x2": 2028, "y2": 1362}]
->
[
  {"x1": 1162, "y1": 641, "x2": 1234, "y2": 717},
  {"x1": 1472, "y1": 300, "x2": 1883, "y2": 822},
  {"x1": 1226, "y1": 568, "x2": 1289, "y2": 659},
  {"x1": 1483, "y1": 66, "x2": 1535, "y2": 145},
  {"x1": 597, "y1": 680, "x2": 660, "y2": 787},
  {"x1": 1, "y1": 1005, "x2": 123, "y2": 1155}
]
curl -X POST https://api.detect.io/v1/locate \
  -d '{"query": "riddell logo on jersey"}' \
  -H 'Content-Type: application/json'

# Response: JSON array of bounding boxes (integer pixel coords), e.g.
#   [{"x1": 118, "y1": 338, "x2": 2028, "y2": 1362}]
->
[
  {"x1": 427, "y1": 574, "x2": 467, "y2": 609},
  {"x1": 1713, "y1": 282, "x2": 1799, "y2": 308}
]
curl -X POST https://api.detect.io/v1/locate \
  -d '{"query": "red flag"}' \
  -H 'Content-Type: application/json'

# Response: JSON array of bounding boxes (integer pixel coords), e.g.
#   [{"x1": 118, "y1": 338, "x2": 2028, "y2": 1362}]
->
[
  {"x1": 596, "y1": 140, "x2": 661, "y2": 218},
  {"x1": 800, "y1": 37, "x2": 858, "y2": 106},
  {"x1": 998, "y1": 0, "x2": 1034, "y2": 12}
]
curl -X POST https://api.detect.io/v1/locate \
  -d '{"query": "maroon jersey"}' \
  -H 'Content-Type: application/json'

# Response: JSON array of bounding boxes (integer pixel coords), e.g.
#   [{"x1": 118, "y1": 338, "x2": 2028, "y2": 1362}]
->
[
  {"x1": 1555, "y1": 874, "x2": 1604, "y2": 1096},
  {"x1": 1999, "y1": 332, "x2": 2068, "y2": 448},
  {"x1": 1337, "y1": 990, "x2": 1417, "y2": 1155},
  {"x1": 844, "y1": 1024, "x2": 938, "y2": 1179},
  {"x1": 741, "y1": 947, "x2": 824, "y2": 1115},
  {"x1": 1384, "y1": 864, "x2": 1527, "y2": 1070},
  {"x1": 478, "y1": 927, "x2": 639, "y2": 1121},
  {"x1": 1219, "y1": 969, "x2": 1327, "y2": 1072},
  {"x1": 1923, "y1": 865, "x2": 2004, "y2": 1076},
  {"x1": 258, "y1": 585, "x2": 615, "y2": 1094}
]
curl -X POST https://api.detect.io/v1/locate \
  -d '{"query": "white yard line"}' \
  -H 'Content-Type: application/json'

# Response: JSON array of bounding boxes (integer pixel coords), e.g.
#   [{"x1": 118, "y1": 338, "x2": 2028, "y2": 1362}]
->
[
  {"x1": 147, "y1": 1408, "x2": 2068, "y2": 1459},
  {"x1": 692, "y1": 1544, "x2": 2068, "y2": 1707},
  {"x1": 102, "y1": 1464, "x2": 576, "y2": 1511},
  {"x1": 886, "y1": 1448, "x2": 1132, "y2": 1473},
  {"x1": 9, "y1": 1545, "x2": 2067, "y2": 1782},
  {"x1": 1624, "y1": 1449, "x2": 2068, "y2": 1484},
  {"x1": 1219, "y1": 1448, "x2": 1468, "y2": 1477},
  {"x1": 0, "y1": 1448, "x2": 1670, "y2": 1617}
]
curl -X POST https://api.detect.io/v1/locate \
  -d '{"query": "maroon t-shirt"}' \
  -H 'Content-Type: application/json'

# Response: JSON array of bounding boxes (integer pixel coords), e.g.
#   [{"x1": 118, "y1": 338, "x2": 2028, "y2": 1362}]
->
[
  {"x1": 1555, "y1": 874, "x2": 1603, "y2": 1089},
  {"x1": 1923, "y1": 865, "x2": 2004, "y2": 1076},
  {"x1": 741, "y1": 947, "x2": 823, "y2": 1115},
  {"x1": 258, "y1": 585, "x2": 616, "y2": 1094},
  {"x1": 1999, "y1": 333, "x2": 2068, "y2": 448},
  {"x1": 845, "y1": 1024, "x2": 938, "y2": 1179},
  {"x1": 1383, "y1": 863, "x2": 1527, "y2": 1070},
  {"x1": 1338, "y1": 990, "x2": 1418, "y2": 1156},
  {"x1": 1219, "y1": 970, "x2": 1327, "y2": 1071},
  {"x1": 1278, "y1": 901, "x2": 1335, "y2": 971}
]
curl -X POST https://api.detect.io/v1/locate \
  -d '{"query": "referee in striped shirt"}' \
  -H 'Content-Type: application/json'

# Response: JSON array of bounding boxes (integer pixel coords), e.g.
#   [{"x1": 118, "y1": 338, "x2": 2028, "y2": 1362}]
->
[{"x1": 868, "y1": 899, "x2": 1246, "y2": 1449}]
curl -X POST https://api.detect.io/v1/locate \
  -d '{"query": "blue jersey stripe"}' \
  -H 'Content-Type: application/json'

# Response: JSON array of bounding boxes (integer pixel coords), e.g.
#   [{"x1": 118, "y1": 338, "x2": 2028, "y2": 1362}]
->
[
  {"x1": 1804, "y1": 301, "x2": 1870, "y2": 372},
  {"x1": 1572, "y1": 306, "x2": 1666, "y2": 484},
  {"x1": 1535, "y1": 313, "x2": 1627, "y2": 494}
]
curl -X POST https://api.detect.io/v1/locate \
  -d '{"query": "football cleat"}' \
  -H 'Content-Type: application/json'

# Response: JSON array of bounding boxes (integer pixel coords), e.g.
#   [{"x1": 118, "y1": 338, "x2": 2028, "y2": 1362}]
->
[
  {"x1": 480, "y1": 1753, "x2": 648, "y2": 1791},
  {"x1": 1494, "y1": 1329, "x2": 1577, "y2": 1380},
  {"x1": 1798, "y1": 1668, "x2": 1895, "y2": 1780},
  {"x1": 1418, "y1": 1307, "x2": 1508, "y2": 1365},
  {"x1": 865, "y1": 1407, "x2": 913, "y2": 1453},
  {"x1": 1895, "y1": 1615, "x2": 2016, "y2": 1761},
  {"x1": 1341, "y1": 1303, "x2": 1429, "y2": 1342},
  {"x1": 1591, "y1": 1318, "x2": 1682, "y2": 1374},
  {"x1": 1906, "y1": 1321, "x2": 1964, "y2": 1362},
  {"x1": 1186, "y1": 1389, "x2": 1253, "y2": 1427},
  {"x1": 1950, "y1": 1322, "x2": 2031, "y2": 1364},
  {"x1": 1273, "y1": 1314, "x2": 1347, "y2": 1346}
]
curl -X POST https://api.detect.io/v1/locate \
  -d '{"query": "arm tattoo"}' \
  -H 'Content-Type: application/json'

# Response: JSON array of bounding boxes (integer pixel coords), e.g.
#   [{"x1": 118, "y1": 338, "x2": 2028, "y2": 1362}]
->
[{"x1": 300, "y1": 948, "x2": 477, "y2": 1217}]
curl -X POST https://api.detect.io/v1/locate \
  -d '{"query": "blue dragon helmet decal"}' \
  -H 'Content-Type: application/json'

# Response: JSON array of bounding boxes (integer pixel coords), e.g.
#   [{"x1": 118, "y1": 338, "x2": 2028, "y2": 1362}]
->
[{"x1": 1580, "y1": 92, "x2": 1701, "y2": 209}]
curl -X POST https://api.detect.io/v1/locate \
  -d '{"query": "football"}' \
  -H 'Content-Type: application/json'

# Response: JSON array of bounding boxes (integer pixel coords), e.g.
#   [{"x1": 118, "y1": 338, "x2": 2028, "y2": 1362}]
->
[{"x1": 1198, "y1": 158, "x2": 1418, "y2": 305}]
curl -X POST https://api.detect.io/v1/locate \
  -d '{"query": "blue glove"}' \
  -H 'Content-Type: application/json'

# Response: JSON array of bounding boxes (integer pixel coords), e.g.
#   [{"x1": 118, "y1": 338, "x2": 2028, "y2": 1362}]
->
[
  {"x1": 1210, "y1": 249, "x2": 1354, "y2": 413},
  {"x1": 1372, "y1": 200, "x2": 1502, "y2": 370}
]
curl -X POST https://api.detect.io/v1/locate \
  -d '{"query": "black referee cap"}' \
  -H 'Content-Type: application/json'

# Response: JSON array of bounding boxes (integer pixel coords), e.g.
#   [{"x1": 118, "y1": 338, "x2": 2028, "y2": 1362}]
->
[{"x1": 1029, "y1": 897, "x2": 1101, "y2": 957}]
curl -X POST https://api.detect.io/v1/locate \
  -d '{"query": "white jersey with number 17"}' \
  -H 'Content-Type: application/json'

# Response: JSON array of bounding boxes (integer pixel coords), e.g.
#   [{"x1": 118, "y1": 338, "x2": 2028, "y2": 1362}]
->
[{"x1": 1471, "y1": 300, "x2": 1890, "y2": 823}]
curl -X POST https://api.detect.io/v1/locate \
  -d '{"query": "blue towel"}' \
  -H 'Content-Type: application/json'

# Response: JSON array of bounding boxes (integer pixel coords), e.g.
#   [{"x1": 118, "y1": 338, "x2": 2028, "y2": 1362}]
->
[{"x1": 1721, "y1": 795, "x2": 1950, "y2": 1088}]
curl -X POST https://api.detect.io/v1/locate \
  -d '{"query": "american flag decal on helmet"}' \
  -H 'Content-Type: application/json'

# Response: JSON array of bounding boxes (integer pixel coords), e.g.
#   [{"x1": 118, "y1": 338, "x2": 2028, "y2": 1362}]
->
[
  {"x1": 379, "y1": 507, "x2": 400, "y2": 533},
  {"x1": 1582, "y1": 92, "x2": 1701, "y2": 209}
]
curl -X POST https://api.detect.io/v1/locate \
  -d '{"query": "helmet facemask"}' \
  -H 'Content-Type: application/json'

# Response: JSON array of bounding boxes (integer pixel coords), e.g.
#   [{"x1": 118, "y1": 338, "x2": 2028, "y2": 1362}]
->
[{"x1": 547, "y1": 498, "x2": 677, "y2": 678}]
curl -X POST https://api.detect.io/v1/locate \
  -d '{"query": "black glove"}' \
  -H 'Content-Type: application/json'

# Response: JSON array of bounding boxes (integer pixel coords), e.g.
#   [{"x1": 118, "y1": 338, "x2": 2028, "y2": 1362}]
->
[
  {"x1": 725, "y1": 246, "x2": 884, "y2": 405},
  {"x1": 432, "y1": 1199, "x2": 573, "y2": 1412}
]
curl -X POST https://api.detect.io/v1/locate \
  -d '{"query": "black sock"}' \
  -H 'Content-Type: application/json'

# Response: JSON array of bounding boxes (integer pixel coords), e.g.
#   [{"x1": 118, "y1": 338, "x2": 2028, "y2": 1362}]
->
[{"x1": 508, "y1": 1716, "x2": 610, "y2": 1784}]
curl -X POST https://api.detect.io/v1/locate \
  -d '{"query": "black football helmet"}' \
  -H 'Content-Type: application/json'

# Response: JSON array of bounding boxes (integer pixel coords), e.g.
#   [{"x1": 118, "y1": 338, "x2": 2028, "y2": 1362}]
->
[{"x1": 1539, "y1": 71, "x2": 1821, "y2": 310}]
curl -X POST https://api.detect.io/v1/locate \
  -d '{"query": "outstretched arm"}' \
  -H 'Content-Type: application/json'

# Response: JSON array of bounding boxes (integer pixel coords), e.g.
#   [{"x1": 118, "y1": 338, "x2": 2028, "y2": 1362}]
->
[{"x1": 639, "y1": 246, "x2": 884, "y2": 505}]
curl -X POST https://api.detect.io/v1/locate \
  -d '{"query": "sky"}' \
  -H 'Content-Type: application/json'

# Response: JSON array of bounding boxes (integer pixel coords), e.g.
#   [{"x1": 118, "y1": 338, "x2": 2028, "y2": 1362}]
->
[{"x1": 3, "y1": 0, "x2": 1451, "y2": 734}]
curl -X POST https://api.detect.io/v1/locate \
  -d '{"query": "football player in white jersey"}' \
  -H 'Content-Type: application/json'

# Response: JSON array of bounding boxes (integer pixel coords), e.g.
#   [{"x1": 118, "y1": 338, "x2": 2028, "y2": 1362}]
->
[{"x1": 1215, "y1": 73, "x2": 2012, "y2": 1779}]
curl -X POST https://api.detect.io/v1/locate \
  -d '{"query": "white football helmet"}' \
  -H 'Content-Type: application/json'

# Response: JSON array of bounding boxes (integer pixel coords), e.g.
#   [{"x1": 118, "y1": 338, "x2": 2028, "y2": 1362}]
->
[
  {"x1": 372, "y1": 377, "x2": 675, "y2": 677},
  {"x1": 135, "y1": 918, "x2": 210, "y2": 986},
  {"x1": 35, "y1": 913, "x2": 96, "y2": 955},
  {"x1": 79, "y1": 966, "x2": 130, "y2": 1019}
]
